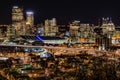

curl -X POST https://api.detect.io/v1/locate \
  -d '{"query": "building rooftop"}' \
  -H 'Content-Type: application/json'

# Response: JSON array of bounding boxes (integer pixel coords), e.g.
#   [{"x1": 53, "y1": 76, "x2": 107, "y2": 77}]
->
[{"x1": 20, "y1": 35, "x2": 65, "y2": 40}]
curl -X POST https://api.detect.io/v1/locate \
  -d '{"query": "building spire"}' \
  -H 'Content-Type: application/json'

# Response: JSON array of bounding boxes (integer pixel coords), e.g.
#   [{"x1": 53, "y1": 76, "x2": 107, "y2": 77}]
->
[{"x1": 109, "y1": 17, "x2": 112, "y2": 23}]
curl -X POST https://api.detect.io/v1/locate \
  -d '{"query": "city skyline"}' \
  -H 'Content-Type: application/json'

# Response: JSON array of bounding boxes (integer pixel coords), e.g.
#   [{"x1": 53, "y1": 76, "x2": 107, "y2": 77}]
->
[{"x1": 0, "y1": 0, "x2": 120, "y2": 25}]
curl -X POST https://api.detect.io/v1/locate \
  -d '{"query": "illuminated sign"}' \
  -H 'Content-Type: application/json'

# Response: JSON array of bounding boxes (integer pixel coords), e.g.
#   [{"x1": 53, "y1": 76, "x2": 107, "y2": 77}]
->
[
  {"x1": 26, "y1": 11, "x2": 34, "y2": 14},
  {"x1": 13, "y1": 6, "x2": 18, "y2": 8}
]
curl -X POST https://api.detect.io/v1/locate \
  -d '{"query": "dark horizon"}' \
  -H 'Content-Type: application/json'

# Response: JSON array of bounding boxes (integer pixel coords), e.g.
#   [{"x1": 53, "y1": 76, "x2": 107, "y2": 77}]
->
[{"x1": 0, "y1": 0, "x2": 120, "y2": 26}]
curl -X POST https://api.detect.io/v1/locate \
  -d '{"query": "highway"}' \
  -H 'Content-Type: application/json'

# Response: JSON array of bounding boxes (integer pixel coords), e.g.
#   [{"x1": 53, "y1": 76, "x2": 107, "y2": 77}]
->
[{"x1": 0, "y1": 44, "x2": 83, "y2": 51}]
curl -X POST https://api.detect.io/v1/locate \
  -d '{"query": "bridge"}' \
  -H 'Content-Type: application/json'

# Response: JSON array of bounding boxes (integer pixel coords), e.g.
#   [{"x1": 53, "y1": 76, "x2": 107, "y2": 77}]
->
[{"x1": 0, "y1": 44, "x2": 83, "y2": 55}]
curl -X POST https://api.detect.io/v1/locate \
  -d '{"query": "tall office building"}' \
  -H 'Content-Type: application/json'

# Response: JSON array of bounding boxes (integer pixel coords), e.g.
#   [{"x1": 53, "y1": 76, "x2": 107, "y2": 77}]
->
[
  {"x1": 7, "y1": 25, "x2": 16, "y2": 41},
  {"x1": 69, "y1": 20, "x2": 96, "y2": 44},
  {"x1": 69, "y1": 20, "x2": 80, "y2": 37},
  {"x1": 44, "y1": 19, "x2": 49, "y2": 36},
  {"x1": 96, "y1": 18, "x2": 115, "y2": 50},
  {"x1": 12, "y1": 6, "x2": 24, "y2": 31},
  {"x1": 12, "y1": 6, "x2": 25, "y2": 37},
  {"x1": 26, "y1": 11, "x2": 34, "y2": 27},
  {"x1": 102, "y1": 17, "x2": 115, "y2": 34},
  {"x1": 44, "y1": 18, "x2": 58, "y2": 36},
  {"x1": 51, "y1": 18, "x2": 57, "y2": 26}
]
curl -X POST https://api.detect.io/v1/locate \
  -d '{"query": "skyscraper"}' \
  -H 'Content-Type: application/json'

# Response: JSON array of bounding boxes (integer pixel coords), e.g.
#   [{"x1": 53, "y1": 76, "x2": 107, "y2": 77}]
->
[
  {"x1": 26, "y1": 11, "x2": 34, "y2": 27},
  {"x1": 51, "y1": 18, "x2": 57, "y2": 26},
  {"x1": 12, "y1": 6, "x2": 24, "y2": 31},
  {"x1": 44, "y1": 18, "x2": 58, "y2": 36},
  {"x1": 12, "y1": 6, "x2": 25, "y2": 37}
]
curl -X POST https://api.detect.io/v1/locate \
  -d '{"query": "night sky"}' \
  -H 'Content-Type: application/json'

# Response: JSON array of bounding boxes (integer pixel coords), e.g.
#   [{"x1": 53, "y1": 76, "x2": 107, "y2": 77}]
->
[{"x1": 0, "y1": 0, "x2": 120, "y2": 25}]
